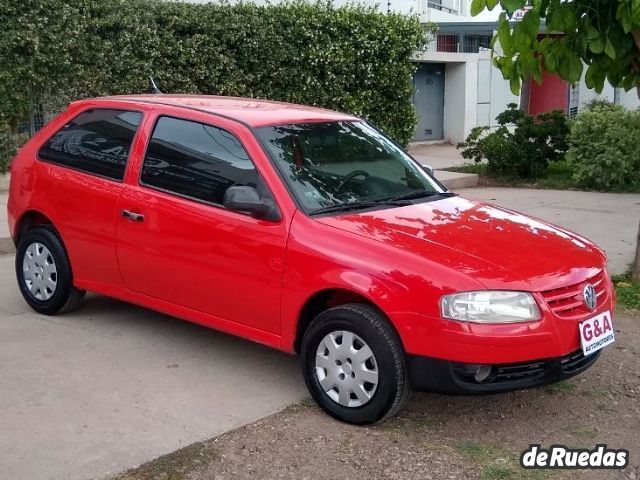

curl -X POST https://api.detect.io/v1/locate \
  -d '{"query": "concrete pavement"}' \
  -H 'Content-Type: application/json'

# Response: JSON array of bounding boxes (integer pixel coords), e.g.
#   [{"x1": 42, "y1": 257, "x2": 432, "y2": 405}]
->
[
  {"x1": 0, "y1": 192, "x2": 11, "y2": 254},
  {"x1": 2, "y1": 179, "x2": 639, "y2": 479},
  {"x1": 0, "y1": 192, "x2": 7, "y2": 237},
  {"x1": 0, "y1": 173, "x2": 8, "y2": 193},
  {"x1": 408, "y1": 142, "x2": 466, "y2": 170},
  {"x1": 409, "y1": 142, "x2": 479, "y2": 189},
  {"x1": 459, "y1": 187, "x2": 640, "y2": 275},
  {"x1": 0, "y1": 253, "x2": 306, "y2": 480}
]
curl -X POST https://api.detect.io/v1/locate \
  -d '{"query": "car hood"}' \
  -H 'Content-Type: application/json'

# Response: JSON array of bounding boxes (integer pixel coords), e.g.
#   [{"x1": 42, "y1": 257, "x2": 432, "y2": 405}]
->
[{"x1": 315, "y1": 195, "x2": 605, "y2": 291}]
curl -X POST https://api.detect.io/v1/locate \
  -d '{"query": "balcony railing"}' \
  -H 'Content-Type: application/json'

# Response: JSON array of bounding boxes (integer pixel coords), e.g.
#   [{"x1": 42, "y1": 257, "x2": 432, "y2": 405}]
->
[
  {"x1": 422, "y1": 32, "x2": 493, "y2": 53},
  {"x1": 427, "y1": 1, "x2": 459, "y2": 14}
]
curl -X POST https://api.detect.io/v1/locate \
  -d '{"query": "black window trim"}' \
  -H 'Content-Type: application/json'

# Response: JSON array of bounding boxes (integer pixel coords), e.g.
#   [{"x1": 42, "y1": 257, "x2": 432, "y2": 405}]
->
[
  {"x1": 138, "y1": 113, "x2": 281, "y2": 220},
  {"x1": 122, "y1": 98, "x2": 441, "y2": 218},
  {"x1": 36, "y1": 107, "x2": 144, "y2": 184},
  {"x1": 253, "y1": 119, "x2": 448, "y2": 217},
  {"x1": 122, "y1": 98, "x2": 312, "y2": 214}
]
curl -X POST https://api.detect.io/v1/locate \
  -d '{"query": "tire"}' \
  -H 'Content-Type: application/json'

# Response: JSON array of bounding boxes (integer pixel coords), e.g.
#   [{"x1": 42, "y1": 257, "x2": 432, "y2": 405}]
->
[
  {"x1": 301, "y1": 303, "x2": 410, "y2": 425},
  {"x1": 15, "y1": 226, "x2": 86, "y2": 315}
]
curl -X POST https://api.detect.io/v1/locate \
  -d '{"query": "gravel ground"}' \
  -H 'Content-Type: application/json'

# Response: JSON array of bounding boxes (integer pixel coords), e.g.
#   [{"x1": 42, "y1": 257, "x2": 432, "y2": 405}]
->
[{"x1": 115, "y1": 311, "x2": 639, "y2": 480}]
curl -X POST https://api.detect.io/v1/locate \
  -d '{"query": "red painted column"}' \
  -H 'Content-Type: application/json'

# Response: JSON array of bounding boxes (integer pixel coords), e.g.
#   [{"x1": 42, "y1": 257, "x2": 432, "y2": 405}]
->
[{"x1": 527, "y1": 70, "x2": 569, "y2": 115}]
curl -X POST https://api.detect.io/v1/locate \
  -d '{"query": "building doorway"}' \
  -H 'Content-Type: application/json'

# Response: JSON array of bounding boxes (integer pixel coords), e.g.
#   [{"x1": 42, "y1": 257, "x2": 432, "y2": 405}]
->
[{"x1": 412, "y1": 62, "x2": 445, "y2": 141}]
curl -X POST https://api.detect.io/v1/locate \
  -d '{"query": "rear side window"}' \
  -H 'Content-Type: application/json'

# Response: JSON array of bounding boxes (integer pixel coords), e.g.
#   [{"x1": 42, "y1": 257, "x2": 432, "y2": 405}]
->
[
  {"x1": 140, "y1": 116, "x2": 258, "y2": 205},
  {"x1": 38, "y1": 109, "x2": 142, "y2": 181}
]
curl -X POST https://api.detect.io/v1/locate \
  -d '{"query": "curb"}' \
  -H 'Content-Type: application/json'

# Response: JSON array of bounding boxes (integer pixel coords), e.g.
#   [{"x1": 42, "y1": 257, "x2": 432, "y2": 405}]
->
[
  {"x1": 0, "y1": 237, "x2": 15, "y2": 255},
  {"x1": 1, "y1": 173, "x2": 11, "y2": 253},
  {"x1": 408, "y1": 139, "x2": 452, "y2": 148},
  {"x1": 434, "y1": 170, "x2": 479, "y2": 190},
  {"x1": 0, "y1": 173, "x2": 9, "y2": 193}
]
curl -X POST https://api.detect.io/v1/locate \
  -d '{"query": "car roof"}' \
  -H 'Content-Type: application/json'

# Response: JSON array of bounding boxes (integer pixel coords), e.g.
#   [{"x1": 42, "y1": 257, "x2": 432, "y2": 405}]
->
[{"x1": 87, "y1": 94, "x2": 359, "y2": 127}]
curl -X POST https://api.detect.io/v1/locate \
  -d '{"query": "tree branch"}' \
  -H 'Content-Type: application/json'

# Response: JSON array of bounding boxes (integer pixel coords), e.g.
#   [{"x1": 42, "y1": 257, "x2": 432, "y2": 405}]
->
[
  {"x1": 631, "y1": 32, "x2": 640, "y2": 281},
  {"x1": 633, "y1": 220, "x2": 640, "y2": 283},
  {"x1": 634, "y1": 30, "x2": 640, "y2": 99},
  {"x1": 633, "y1": 30, "x2": 640, "y2": 281}
]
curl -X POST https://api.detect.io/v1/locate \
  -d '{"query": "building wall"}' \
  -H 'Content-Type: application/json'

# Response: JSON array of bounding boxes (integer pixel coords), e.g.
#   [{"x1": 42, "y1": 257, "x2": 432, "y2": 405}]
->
[
  {"x1": 576, "y1": 71, "x2": 640, "y2": 111},
  {"x1": 478, "y1": 55, "x2": 519, "y2": 128},
  {"x1": 577, "y1": 77, "x2": 614, "y2": 109},
  {"x1": 413, "y1": 52, "x2": 481, "y2": 143},
  {"x1": 620, "y1": 89, "x2": 640, "y2": 110},
  {"x1": 443, "y1": 62, "x2": 472, "y2": 143},
  {"x1": 413, "y1": 50, "x2": 516, "y2": 143}
]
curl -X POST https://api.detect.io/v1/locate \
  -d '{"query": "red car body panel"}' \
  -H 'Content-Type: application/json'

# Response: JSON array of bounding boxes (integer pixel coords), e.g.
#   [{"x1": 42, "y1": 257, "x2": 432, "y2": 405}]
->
[
  {"x1": 314, "y1": 197, "x2": 604, "y2": 292},
  {"x1": 110, "y1": 94, "x2": 359, "y2": 127},
  {"x1": 7, "y1": 95, "x2": 614, "y2": 368}
]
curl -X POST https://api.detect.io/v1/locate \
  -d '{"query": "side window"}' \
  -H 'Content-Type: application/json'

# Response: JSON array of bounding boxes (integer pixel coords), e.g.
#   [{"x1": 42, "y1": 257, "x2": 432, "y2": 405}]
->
[
  {"x1": 38, "y1": 109, "x2": 141, "y2": 181},
  {"x1": 141, "y1": 116, "x2": 259, "y2": 206}
]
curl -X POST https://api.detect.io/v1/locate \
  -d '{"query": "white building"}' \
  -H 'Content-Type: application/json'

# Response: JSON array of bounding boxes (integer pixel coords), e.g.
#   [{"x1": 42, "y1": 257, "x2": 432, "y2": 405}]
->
[
  {"x1": 183, "y1": 0, "x2": 639, "y2": 143},
  {"x1": 410, "y1": 0, "x2": 639, "y2": 143}
]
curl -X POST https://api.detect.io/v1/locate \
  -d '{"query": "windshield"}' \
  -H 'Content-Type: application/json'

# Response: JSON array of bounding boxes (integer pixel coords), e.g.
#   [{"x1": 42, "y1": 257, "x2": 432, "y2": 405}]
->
[{"x1": 256, "y1": 121, "x2": 445, "y2": 214}]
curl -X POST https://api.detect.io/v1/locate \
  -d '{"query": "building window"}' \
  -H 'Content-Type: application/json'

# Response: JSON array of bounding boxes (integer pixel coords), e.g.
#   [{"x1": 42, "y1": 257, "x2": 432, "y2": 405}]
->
[
  {"x1": 463, "y1": 34, "x2": 493, "y2": 53},
  {"x1": 437, "y1": 34, "x2": 459, "y2": 52}
]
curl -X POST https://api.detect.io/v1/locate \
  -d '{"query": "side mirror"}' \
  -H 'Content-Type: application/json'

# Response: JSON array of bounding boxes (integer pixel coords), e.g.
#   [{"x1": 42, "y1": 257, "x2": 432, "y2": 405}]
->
[
  {"x1": 223, "y1": 186, "x2": 281, "y2": 221},
  {"x1": 422, "y1": 164, "x2": 434, "y2": 175}
]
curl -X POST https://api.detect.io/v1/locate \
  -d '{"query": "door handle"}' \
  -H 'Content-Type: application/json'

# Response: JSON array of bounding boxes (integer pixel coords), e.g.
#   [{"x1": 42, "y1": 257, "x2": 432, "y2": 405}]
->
[{"x1": 121, "y1": 209, "x2": 145, "y2": 222}]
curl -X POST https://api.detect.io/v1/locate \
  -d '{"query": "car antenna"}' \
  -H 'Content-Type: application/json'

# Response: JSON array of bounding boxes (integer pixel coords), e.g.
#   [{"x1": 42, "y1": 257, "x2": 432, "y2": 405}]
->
[{"x1": 149, "y1": 75, "x2": 162, "y2": 94}]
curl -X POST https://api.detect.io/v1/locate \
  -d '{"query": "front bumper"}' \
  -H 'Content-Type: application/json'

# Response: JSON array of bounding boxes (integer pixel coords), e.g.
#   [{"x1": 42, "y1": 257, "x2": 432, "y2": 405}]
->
[
  {"x1": 408, "y1": 348, "x2": 601, "y2": 394},
  {"x1": 390, "y1": 269, "x2": 615, "y2": 365}
]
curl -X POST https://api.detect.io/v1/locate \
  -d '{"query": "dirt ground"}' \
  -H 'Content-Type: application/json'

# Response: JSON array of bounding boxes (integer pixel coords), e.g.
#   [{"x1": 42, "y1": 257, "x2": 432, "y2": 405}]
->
[{"x1": 115, "y1": 311, "x2": 640, "y2": 480}]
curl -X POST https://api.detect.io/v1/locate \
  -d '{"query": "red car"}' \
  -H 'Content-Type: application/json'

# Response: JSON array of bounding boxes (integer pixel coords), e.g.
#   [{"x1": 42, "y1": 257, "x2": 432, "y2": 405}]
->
[{"x1": 7, "y1": 95, "x2": 615, "y2": 424}]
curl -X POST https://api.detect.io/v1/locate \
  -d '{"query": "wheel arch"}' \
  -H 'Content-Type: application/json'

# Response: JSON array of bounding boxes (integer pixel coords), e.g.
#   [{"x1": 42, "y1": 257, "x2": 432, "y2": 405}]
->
[
  {"x1": 13, "y1": 210, "x2": 58, "y2": 246},
  {"x1": 292, "y1": 287, "x2": 400, "y2": 354}
]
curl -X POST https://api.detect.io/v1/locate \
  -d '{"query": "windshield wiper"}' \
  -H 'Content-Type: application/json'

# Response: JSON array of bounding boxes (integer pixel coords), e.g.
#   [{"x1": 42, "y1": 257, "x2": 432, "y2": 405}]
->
[
  {"x1": 310, "y1": 199, "x2": 411, "y2": 216},
  {"x1": 309, "y1": 191, "x2": 456, "y2": 216},
  {"x1": 382, "y1": 190, "x2": 457, "y2": 202}
]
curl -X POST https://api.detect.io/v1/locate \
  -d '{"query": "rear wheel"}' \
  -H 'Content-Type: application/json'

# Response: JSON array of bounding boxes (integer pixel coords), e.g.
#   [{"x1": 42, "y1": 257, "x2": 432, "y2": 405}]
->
[
  {"x1": 15, "y1": 226, "x2": 85, "y2": 315},
  {"x1": 301, "y1": 303, "x2": 410, "y2": 425}
]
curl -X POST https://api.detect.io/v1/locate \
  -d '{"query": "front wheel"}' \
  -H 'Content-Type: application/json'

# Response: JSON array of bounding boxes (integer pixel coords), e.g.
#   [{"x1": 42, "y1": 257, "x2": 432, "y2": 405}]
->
[
  {"x1": 301, "y1": 303, "x2": 410, "y2": 425},
  {"x1": 15, "y1": 226, "x2": 86, "y2": 315}
]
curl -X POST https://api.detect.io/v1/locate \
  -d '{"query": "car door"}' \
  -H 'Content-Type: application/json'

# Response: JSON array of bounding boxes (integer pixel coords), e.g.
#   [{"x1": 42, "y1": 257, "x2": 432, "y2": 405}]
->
[
  {"x1": 35, "y1": 106, "x2": 144, "y2": 287},
  {"x1": 116, "y1": 112, "x2": 288, "y2": 334}
]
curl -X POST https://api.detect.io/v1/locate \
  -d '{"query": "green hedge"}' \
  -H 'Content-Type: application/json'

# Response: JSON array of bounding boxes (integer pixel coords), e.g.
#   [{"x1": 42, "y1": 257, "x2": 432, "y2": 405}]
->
[
  {"x1": 0, "y1": 0, "x2": 428, "y2": 148},
  {"x1": 567, "y1": 103, "x2": 640, "y2": 191}
]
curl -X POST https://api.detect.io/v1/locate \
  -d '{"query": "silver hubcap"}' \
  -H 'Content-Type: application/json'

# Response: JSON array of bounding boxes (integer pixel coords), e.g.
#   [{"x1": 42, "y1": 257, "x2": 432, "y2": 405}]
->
[
  {"x1": 23, "y1": 242, "x2": 57, "y2": 301},
  {"x1": 315, "y1": 330, "x2": 379, "y2": 408}
]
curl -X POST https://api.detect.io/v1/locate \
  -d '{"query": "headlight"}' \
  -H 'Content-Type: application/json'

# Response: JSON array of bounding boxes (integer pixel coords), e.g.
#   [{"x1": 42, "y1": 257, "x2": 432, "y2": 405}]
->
[{"x1": 440, "y1": 291, "x2": 540, "y2": 323}]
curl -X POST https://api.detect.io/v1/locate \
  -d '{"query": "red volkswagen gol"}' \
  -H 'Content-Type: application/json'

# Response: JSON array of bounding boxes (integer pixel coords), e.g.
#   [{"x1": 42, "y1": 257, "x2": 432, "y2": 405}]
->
[{"x1": 7, "y1": 95, "x2": 615, "y2": 424}]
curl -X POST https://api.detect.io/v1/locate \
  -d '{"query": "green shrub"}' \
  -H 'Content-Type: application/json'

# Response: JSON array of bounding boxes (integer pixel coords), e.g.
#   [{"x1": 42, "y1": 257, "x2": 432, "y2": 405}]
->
[
  {"x1": 0, "y1": 0, "x2": 429, "y2": 146},
  {"x1": 567, "y1": 104, "x2": 640, "y2": 191},
  {"x1": 583, "y1": 97, "x2": 616, "y2": 111},
  {"x1": 0, "y1": 125, "x2": 27, "y2": 174},
  {"x1": 457, "y1": 104, "x2": 569, "y2": 179}
]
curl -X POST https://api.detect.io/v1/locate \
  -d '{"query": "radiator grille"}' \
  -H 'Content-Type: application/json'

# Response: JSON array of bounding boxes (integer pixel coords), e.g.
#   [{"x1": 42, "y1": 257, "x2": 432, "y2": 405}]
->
[{"x1": 541, "y1": 270, "x2": 607, "y2": 319}]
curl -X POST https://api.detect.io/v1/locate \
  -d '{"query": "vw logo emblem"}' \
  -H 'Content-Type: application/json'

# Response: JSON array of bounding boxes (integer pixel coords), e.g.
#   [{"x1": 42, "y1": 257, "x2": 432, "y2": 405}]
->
[{"x1": 583, "y1": 284, "x2": 597, "y2": 311}]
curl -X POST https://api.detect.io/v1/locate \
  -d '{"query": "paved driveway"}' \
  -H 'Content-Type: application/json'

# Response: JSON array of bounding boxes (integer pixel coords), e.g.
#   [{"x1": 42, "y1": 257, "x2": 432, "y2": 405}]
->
[
  {"x1": 459, "y1": 187, "x2": 640, "y2": 275},
  {"x1": 2, "y1": 187, "x2": 639, "y2": 480},
  {"x1": 0, "y1": 253, "x2": 306, "y2": 480}
]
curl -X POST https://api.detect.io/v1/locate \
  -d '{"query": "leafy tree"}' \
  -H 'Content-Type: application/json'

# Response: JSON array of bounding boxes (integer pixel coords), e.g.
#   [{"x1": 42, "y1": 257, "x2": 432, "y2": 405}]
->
[
  {"x1": 470, "y1": 0, "x2": 640, "y2": 96},
  {"x1": 471, "y1": 0, "x2": 640, "y2": 281}
]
